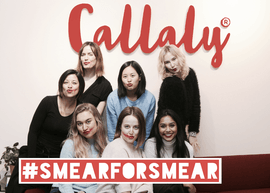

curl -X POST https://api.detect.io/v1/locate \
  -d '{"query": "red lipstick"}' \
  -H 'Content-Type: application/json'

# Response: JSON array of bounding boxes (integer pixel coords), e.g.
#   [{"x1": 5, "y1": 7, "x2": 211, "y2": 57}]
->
[
  {"x1": 123, "y1": 133, "x2": 134, "y2": 139},
  {"x1": 83, "y1": 128, "x2": 93, "y2": 135}
]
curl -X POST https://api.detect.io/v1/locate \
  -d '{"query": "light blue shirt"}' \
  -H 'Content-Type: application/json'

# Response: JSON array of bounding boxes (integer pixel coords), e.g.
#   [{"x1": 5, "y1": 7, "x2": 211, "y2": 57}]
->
[
  {"x1": 106, "y1": 89, "x2": 156, "y2": 147},
  {"x1": 57, "y1": 139, "x2": 98, "y2": 193}
]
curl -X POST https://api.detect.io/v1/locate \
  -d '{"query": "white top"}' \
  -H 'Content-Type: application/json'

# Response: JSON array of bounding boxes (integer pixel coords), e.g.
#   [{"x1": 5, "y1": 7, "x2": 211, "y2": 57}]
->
[
  {"x1": 95, "y1": 137, "x2": 153, "y2": 193},
  {"x1": 144, "y1": 137, "x2": 194, "y2": 158}
]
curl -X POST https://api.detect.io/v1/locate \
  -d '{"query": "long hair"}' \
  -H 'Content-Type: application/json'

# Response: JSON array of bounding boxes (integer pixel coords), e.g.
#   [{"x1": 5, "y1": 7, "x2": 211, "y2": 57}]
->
[
  {"x1": 76, "y1": 41, "x2": 104, "y2": 77},
  {"x1": 67, "y1": 103, "x2": 107, "y2": 158},
  {"x1": 149, "y1": 109, "x2": 190, "y2": 158},
  {"x1": 114, "y1": 106, "x2": 146, "y2": 149},
  {"x1": 58, "y1": 69, "x2": 85, "y2": 99},
  {"x1": 117, "y1": 61, "x2": 146, "y2": 98},
  {"x1": 158, "y1": 44, "x2": 190, "y2": 80}
]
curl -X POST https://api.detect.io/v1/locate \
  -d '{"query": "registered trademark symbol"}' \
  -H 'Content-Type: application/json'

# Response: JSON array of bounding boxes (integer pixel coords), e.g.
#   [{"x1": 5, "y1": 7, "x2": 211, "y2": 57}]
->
[{"x1": 221, "y1": 17, "x2": 230, "y2": 27}]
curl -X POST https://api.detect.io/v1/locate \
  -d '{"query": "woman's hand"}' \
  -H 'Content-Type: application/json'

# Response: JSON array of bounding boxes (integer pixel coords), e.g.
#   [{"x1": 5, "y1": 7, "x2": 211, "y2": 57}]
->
[
  {"x1": 183, "y1": 184, "x2": 196, "y2": 193},
  {"x1": 78, "y1": 191, "x2": 86, "y2": 193},
  {"x1": 189, "y1": 136, "x2": 200, "y2": 153}
]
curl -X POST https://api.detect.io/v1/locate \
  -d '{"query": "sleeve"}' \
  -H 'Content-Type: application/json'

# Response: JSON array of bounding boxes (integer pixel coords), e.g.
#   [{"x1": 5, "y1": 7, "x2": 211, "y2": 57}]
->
[
  {"x1": 115, "y1": 184, "x2": 132, "y2": 193},
  {"x1": 58, "y1": 140, "x2": 75, "y2": 193},
  {"x1": 83, "y1": 185, "x2": 99, "y2": 193},
  {"x1": 59, "y1": 140, "x2": 74, "y2": 158},
  {"x1": 144, "y1": 95, "x2": 156, "y2": 147},
  {"x1": 188, "y1": 69, "x2": 201, "y2": 133},
  {"x1": 144, "y1": 139, "x2": 157, "y2": 158},
  {"x1": 96, "y1": 184, "x2": 116, "y2": 193},
  {"x1": 100, "y1": 78, "x2": 113, "y2": 101},
  {"x1": 185, "y1": 141, "x2": 194, "y2": 158},
  {"x1": 27, "y1": 96, "x2": 49, "y2": 157},
  {"x1": 106, "y1": 94, "x2": 118, "y2": 142}
]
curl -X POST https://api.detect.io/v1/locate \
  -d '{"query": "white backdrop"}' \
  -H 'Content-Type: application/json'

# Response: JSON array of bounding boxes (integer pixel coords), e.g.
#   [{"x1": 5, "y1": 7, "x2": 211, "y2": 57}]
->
[{"x1": 1, "y1": 0, "x2": 270, "y2": 169}]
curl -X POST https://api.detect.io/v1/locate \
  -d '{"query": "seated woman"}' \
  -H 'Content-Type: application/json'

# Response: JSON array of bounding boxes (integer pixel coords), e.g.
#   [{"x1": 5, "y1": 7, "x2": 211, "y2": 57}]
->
[
  {"x1": 56, "y1": 103, "x2": 107, "y2": 193},
  {"x1": 96, "y1": 106, "x2": 153, "y2": 193},
  {"x1": 144, "y1": 109, "x2": 195, "y2": 193},
  {"x1": 106, "y1": 61, "x2": 156, "y2": 147}
]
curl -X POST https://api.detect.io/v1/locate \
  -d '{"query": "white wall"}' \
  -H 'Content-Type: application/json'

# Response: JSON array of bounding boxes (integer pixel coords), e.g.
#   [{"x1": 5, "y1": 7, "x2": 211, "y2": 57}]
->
[{"x1": 1, "y1": 0, "x2": 270, "y2": 170}]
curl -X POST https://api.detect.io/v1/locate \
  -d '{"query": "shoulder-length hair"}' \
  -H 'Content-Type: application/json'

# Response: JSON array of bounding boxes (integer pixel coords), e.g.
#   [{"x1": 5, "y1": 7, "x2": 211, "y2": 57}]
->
[
  {"x1": 58, "y1": 69, "x2": 85, "y2": 99},
  {"x1": 114, "y1": 106, "x2": 146, "y2": 149},
  {"x1": 117, "y1": 61, "x2": 146, "y2": 98},
  {"x1": 76, "y1": 41, "x2": 104, "y2": 77},
  {"x1": 67, "y1": 103, "x2": 107, "y2": 158},
  {"x1": 149, "y1": 109, "x2": 190, "y2": 158},
  {"x1": 158, "y1": 44, "x2": 190, "y2": 80}
]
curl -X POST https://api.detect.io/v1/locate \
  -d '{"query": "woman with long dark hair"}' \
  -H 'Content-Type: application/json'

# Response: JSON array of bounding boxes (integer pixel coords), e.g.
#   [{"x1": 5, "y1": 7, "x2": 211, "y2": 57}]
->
[
  {"x1": 7, "y1": 69, "x2": 85, "y2": 193},
  {"x1": 144, "y1": 109, "x2": 195, "y2": 193},
  {"x1": 106, "y1": 61, "x2": 156, "y2": 147}
]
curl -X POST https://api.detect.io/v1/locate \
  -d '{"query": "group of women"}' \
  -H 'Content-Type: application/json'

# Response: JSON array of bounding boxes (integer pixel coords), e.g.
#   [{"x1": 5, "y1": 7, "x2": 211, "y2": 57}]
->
[{"x1": 6, "y1": 42, "x2": 201, "y2": 193}]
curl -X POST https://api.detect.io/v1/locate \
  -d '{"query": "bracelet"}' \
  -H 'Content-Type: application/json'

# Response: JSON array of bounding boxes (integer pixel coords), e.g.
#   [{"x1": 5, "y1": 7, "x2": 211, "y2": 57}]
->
[{"x1": 189, "y1": 131, "x2": 197, "y2": 137}]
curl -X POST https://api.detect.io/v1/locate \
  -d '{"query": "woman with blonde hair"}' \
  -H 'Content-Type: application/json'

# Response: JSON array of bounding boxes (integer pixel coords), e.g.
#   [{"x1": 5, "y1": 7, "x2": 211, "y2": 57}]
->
[
  {"x1": 157, "y1": 44, "x2": 201, "y2": 151},
  {"x1": 55, "y1": 103, "x2": 107, "y2": 193},
  {"x1": 76, "y1": 41, "x2": 112, "y2": 114}
]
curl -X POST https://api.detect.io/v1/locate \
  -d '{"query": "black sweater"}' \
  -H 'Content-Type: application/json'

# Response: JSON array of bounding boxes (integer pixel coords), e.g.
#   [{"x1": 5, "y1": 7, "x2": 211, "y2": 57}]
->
[
  {"x1": 157, "y1": 68, "x2": 201, "y2": 133},
  {"x1": 27, "y1": 95, "x2": 72, "y2": 157}
]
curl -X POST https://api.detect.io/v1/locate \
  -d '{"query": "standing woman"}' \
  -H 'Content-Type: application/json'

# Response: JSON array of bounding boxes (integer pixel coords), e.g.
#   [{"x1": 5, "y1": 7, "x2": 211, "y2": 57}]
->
[
  {"x1": 157, "y1": 44, "x2": 201, "y2": 150},
  {"x1": 96, "y1": 106, "x2": 152, "y2": 193},
  {"x1": 106, "y1": 61, "x2": 156, "y2": 145},
  {"x1": 76, "y1": 41, "x2": 112, "y2": 114},
  {"x1": 56, "y1": 103, "x2": 107, "y2": 193},
  {"x1": 144, "y1": 109, "x2": 195, "y2": 193},
  {"x1": 6, "y1": 69, "x2": 85, "y2": 193}
]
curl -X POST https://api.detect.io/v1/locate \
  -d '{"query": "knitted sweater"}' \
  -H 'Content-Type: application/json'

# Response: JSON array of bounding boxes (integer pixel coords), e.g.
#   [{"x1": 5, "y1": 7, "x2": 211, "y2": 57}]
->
[
  {"x1": 96, "y1": 137, "x2": 153, "y2": 193},
  {"x1": 157, "y1": 68, "x2": 201, "y2": 133}
]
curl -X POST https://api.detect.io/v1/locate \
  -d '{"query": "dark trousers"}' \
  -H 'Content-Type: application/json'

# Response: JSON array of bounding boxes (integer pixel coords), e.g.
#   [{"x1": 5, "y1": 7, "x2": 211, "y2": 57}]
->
[
  {"x1": 6, "y1": 146, "x2": 52, "y2": 193},
  {"x1": 153, "y1": 184, "x2": 189, "y2": 193}
]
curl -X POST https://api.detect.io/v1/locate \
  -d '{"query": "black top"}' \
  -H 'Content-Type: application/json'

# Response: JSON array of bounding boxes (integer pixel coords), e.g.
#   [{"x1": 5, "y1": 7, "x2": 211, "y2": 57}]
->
[
  {"x1": 27, "y1": 95, "x2": 73, "y2": 158},
  {"x1": 79, "y1": 76, "x2": 112, "y2": 106},
  {"x1": 157, "y1": 68, "x2": 201, "y2": 133}
]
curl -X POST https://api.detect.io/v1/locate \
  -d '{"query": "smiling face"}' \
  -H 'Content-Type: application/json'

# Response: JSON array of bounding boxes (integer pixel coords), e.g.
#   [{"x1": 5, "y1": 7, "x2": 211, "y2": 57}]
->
[
  {"x1": 120, "y1": 115, "x2": 140, "y2": 144},
  {"x1": 164, "y1": 52, "x2": 180, "y2": 74},
  {"x1": 121, "y1": 66, "x2": 141, "y2": 93},
  {"x1": 76, "y1": 111, "x2": 98, "y2": 139},
  {"x1": 159, "y1": 115, "x2": 177, "y2": 142},
  {"x1": 80, "y1": 45, "x2": 97, "y2": 69},
  {"x1": 62, "y1": 74, "x2": 79, "y2": 98}
]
